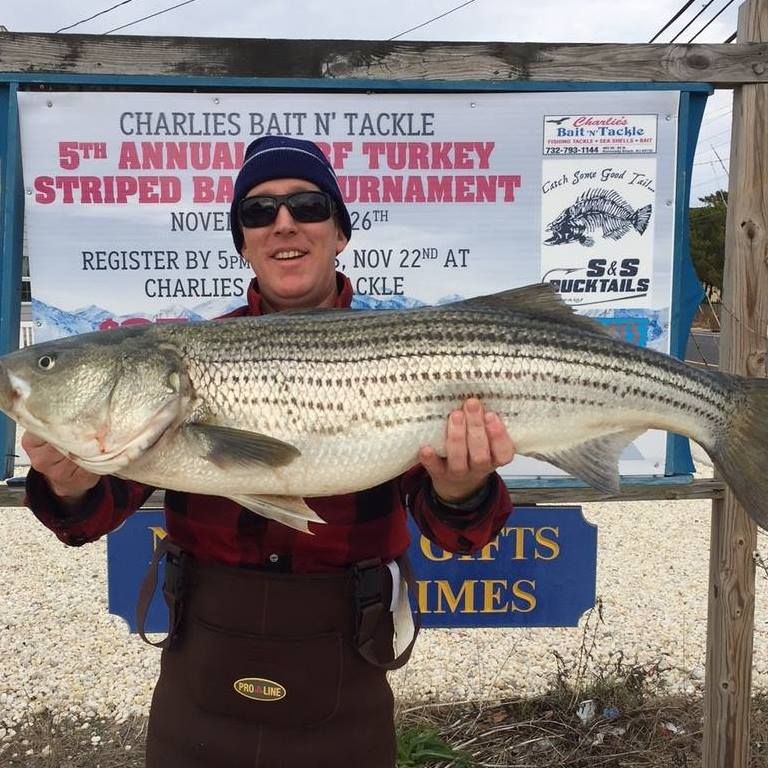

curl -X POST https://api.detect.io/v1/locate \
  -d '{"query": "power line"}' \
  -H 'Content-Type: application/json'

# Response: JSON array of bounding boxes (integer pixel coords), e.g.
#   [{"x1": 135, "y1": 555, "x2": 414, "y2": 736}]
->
[
  {"x1": 697, "y1": 125, "x2": 732, "y2": 149},
  {"x1": 669, "y1": 0, "x2": 717, "y2": 43},
  {"x1": 388, "y1": 0, "x2": 478, "y2": 41},
  {"x1": 687, "y1": 208, "x2": 728, "y2": 224},
  {"x1": 710, "y1": 144, "x2": 729, "y2": 178},
  {"x1": 697, "y1": 126, "x2": 731, "y2": 143},
  {"x1": 687, "y1": 0, "x2": 738, "y2": 43},
  {"x1": 708, "y1": 104, "x2": 734, "y2": 117},
  {"x1": 54, "y1": 0, "x2": 138, "y2": 33},
  {"x1": 692, "y1": 173, "x2": 728, "y2": 189},
  {"x1": 648, "y1": 0, "x2": 697, "y2": 43},
  {"x1": 103, "y1": 0, "x2": 200, "y2": 34},
  {"x1": 703, "y1": 105, "x2": 733, "y2": 121},
  {"x1": 695, "y1": 135, "x2": 732, "y2": 152},
  {"x1": 694, "y1": 153, "x2": 730, "y2": 166},
  {"x1": 693, "y1": 97, "x2": 735, "y2": 135},
  {"x1": 697, "y1": 105, "x2": 733, "y2": 133},
  {"x1": 694, "y1": 139, "x2": 733, "y2": 158},
  {"x1": 700, "y1": 111, "x2": 732, "y2": 129}
]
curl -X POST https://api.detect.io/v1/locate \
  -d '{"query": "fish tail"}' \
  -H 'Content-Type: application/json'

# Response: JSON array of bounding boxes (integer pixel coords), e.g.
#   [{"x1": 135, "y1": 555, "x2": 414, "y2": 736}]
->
[
  {"x1": 710, "y1": 377, "x2": 768, "y2": 530},
  {"x1": 632, "y1": 204, "x2": 653, "y2": 235}
]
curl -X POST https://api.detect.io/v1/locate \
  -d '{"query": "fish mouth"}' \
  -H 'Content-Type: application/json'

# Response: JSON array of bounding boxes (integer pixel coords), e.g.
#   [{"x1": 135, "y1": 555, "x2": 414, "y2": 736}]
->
[
  {"x1": 0, "y1": 364, "x2": 28, "y2": 418},
  {"x1": 1, "y1": 375, "x2": 181, "y2": 475},
  {"x1": 0, "y1": 363, "x2": 14, "y2": 413},
  {"x1": 73, "y1": 397, "x2": 182, "y2": 473}
]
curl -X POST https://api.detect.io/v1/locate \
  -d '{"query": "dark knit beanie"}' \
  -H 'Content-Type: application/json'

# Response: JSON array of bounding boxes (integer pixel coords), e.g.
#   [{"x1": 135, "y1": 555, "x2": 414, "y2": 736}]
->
[{"x1": 230, "y1": 136, "x2": 352, "y2": 252}]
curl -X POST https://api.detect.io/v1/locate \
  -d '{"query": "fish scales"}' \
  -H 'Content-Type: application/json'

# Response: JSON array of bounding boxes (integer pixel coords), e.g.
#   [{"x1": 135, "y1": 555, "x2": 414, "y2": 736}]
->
[
  {"x1": 174, "y1": 312, "x2": 721, "y2": 420},
  {"x1": 163, "y1": 308, "x2": 730, "y2": 459}
]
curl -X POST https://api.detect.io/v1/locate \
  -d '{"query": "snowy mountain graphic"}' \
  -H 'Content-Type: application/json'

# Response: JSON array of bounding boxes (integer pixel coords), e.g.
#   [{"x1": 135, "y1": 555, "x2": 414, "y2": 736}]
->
[
  {"x1": 351, "y1": 294, "x2": 428, "y2": 310},
  {"x1": 350, "y1": 293, "x2": 475, "y2": 311},
  {"x1": 32, "y1": 298, "x2": 217, "y2": 342},
  {"x1": 34, "y1": 293, "x2": 448, "y2": 342},
  {"x1": 436, "y1": 293, "x2": 465, "y2": 305},
  {"x1": 72, "y1": 304, "x2": 113, "y2": 326},
  {"x1": 33, "y1": 300, "x2": 98, "y2": 342},
  {"x1": 193, "y1": 297, "x2": 245, "y2": 318}
]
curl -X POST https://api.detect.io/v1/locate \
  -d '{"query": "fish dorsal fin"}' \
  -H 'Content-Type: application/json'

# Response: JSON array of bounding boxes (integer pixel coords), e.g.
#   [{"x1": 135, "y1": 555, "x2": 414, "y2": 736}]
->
[
  {"x1": 455, "y1": 283, "x2": 611, "y2": 336},
  {"x1": 529, "y1": 428, "x2": 645, "y2": 493},
  {"x1": 577, "y1": 187, "x2": 630, "y2": 209}
]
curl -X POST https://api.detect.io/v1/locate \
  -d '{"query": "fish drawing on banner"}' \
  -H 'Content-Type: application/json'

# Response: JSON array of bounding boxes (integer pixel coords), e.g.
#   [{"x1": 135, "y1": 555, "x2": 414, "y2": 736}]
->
[{"x1": 544, "y1": 188, "x2": 653, "y2": 247}]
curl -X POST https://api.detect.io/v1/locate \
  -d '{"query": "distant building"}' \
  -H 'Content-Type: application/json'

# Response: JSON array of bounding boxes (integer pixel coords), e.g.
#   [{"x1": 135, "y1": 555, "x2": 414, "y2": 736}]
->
[{"x1": 20, "y1": 233, "x2": 33, "y2": 345}]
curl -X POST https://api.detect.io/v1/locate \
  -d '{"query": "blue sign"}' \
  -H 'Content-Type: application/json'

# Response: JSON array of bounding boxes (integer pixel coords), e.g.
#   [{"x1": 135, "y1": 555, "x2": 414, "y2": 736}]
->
[
  {"x1": 106, "y1": 509, "x2": 167, "y2": 634},
  {"x1": 107, "y1": 506, "x2": 596, "y2": 633},
  {"x1": 408, "y1": 506, "x2": 596, "y2": 628},
  {"x1": 596, "y1": 316, "x2": 651, "y2": 347}
]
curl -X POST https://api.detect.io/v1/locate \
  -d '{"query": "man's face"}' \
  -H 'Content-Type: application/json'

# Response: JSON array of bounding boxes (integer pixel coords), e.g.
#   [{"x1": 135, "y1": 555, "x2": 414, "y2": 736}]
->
[{"x1": 239, "y1": 178, "x2": 348, "y2": 312}]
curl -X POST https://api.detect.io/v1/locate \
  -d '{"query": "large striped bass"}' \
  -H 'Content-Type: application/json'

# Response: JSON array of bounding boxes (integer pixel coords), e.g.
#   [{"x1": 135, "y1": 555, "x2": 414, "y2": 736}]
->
[{"x1": 2, "y1": 284, "x2": 767, "y2": 533}]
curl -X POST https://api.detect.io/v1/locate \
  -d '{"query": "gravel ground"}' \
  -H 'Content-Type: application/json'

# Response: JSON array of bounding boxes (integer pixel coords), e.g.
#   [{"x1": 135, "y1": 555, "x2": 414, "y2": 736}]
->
[{"x1": 2, "y1": 456, "x2": 768, "y2": 746}]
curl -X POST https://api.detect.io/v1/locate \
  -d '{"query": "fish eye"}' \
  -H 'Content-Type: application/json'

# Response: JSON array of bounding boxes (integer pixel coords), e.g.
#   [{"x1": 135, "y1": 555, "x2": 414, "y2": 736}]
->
[{"x1": 37, "y1": 354, "x2": 56, "y2": 371}]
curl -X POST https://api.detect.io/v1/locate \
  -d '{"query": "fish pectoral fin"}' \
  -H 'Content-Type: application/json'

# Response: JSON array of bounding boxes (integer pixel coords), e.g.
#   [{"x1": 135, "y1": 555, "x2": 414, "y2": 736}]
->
[
  {"x1": 185, "y1": 424, "x2": 300, "y2": 469},
  {"x1": 529, "y1": 429, "x2": 645, "y2": 494},
  {"x1": 228, "y1": 494, "x2": 325, "y2": 534}
]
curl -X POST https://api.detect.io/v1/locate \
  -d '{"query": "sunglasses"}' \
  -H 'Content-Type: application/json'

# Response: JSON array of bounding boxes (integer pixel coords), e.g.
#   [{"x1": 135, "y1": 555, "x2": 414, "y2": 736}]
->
[{"x1": 238, "y1": 191, "x2": 335, "y2": 228}]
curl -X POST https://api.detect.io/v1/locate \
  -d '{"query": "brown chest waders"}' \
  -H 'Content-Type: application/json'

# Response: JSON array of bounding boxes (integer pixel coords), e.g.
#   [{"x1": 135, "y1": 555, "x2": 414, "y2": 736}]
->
[{"x1": 136, "y1": 538, "x2": 420, "y2": 768}]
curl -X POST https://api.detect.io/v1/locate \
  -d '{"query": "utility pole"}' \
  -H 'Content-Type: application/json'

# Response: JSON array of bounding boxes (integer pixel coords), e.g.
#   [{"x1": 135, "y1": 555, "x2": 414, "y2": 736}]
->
[{"x1": 703, "y1": 0, "x2": 768, "y2": 765}]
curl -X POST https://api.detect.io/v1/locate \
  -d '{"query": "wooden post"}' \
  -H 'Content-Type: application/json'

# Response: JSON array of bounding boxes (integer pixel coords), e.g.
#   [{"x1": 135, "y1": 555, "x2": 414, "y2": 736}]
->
[{"x1": 703, "y1": 1, "x2": 768, "y2": 765}]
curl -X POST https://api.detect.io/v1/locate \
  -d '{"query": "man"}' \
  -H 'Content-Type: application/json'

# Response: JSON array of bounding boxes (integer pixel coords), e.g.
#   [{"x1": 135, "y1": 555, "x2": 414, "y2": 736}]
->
[{"x1": 23, "y1": 136, "x2": 515, "y2": 767}]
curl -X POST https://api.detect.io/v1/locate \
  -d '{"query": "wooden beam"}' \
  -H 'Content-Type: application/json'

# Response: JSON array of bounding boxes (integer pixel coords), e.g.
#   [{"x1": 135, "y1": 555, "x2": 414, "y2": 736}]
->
[
  {"x1": 0, "y1": 478, "x2": 726, "y2": 509},
  {"x1": 703, "y1": 1, "x2": 768, "y2": 766},
  {"x1": 0, "y1": 33, "x2": 767, "y2": 85}
]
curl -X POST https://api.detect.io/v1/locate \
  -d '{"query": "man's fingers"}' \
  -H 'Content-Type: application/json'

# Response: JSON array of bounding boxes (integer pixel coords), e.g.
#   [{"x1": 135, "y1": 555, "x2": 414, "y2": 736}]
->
[
  {"x1": 22, "y1": 433, "x2": 79, "y2": 477},
  {"x1": 486, "y1": 411, "x2": 516, "y2": 467},
  {"x1": 21, "y1": 431, "x2": 47, "y2": 451},
  {"x1": 39, "y1": 444, "x2": 71, "y2": 470},
  {"x1": 444, "y1": 409, "x2": 470, "y2": 475},
  {"x1": 422, "y1": 401, "x2": 516, "y2": 504},
  {"x1": 47, "y1": 459, "x2": 79, "y2": 484},
  {"x1": 418, "y1": 445, "x2": 444, "y2": 477},
  {"x1": 20, "y1": 432, "x2": 98, "y2": 499},
  {"x1": 464, "y1": 399, "x2": 492, "y2": 471}
]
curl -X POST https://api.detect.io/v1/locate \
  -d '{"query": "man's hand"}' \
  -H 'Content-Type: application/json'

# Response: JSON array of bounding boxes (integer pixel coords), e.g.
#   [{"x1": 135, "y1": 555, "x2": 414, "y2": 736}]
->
[
  {"x1": 21, "y1": 432, "x2": 99, "y2": 504},
  {"x1": 418, "y1": 398, "x2": 515, "y2": 504}
]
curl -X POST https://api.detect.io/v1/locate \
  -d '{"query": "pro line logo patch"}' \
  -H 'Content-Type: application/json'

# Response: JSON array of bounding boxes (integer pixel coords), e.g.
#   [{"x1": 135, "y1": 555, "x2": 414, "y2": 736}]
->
[{"x1": 233, "y1": 678, "x2": 286, "y2": 702}]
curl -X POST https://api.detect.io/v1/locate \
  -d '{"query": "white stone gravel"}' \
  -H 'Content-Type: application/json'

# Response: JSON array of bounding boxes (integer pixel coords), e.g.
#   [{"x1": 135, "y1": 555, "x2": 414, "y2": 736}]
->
[{"x1": 2, "y1": 457, "x2": 768, "y2": 734}]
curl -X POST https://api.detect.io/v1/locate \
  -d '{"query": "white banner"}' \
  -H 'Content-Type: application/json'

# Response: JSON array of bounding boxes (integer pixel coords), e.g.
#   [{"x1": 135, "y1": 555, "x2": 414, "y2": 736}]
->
[{"x1": 17, "y1": 89, "x2": 682, "y2": 481}]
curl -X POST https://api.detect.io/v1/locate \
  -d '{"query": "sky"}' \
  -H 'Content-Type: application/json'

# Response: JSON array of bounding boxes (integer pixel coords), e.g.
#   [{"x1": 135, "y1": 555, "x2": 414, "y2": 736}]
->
[{"x1": 2, "y1": 0, "x2": 744, "y2": 206}]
